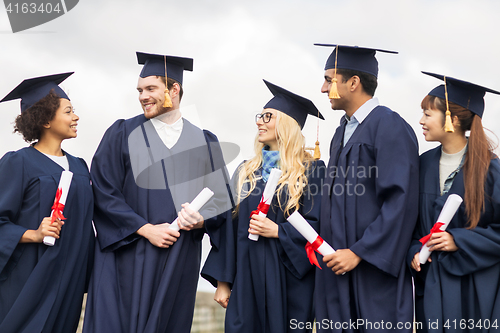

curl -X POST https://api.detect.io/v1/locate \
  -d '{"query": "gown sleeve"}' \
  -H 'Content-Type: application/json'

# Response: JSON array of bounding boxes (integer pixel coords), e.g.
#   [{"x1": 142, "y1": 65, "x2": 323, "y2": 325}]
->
[
  {"x1": 349, "y1": 113, "x2": 420, "y2": 277},
  {"x1": 277, "y1": 160, "x2": 325, "y2": 279},
  {"x1": 90, "y1": 120, "x2": 148, "y2": 251},
  {"x1": 201, "y1": 162, "x2": 241, "y2": 287},
  {"x1": 440, "y1": 159, "x2": 500, "y2": 276},
  {"x1": 0, "y1": 152, "x2": 30, "y2": 273},
  {"x1": 201, "y1": 130, "x2": 235, "y2": 250}
]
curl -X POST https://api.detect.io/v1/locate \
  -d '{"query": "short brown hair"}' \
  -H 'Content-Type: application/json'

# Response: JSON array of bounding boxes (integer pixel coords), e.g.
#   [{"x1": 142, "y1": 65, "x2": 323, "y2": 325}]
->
[{"x1": 159, "y1": 76, "x2": 184, "y2": 102}]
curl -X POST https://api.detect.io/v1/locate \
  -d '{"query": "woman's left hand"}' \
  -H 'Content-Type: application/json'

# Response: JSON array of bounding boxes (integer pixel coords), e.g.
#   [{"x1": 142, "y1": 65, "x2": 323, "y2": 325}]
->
[
  {"x1": 427, "y1": 231, "x2": 459, "y2": 252},
  {"x1": 249, "y1": 214, "x2": 279, "y2": 238}
]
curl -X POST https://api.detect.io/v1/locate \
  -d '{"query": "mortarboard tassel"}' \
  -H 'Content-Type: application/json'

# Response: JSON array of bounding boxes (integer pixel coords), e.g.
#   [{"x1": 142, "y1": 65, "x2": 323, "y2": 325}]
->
[
  {"x1": 313, "y1": 141, "x2": 321, "y2": 160},
  {"x1": 163, "y1": 89, "x2": 173, "y2": 108},
  {"x1": 329, "y1": 78, "x2": 341, "y2": 99},
  {"x1": 444, "y1": 111, "x2": 454, "y2": 132},
  {"x1": 313, "y1": 103, "x2": 321, "y2": 160},
  {"x1": 329, "y1": 46, "x2": 341, "y2": 99},
  {"x1": 163, "y1": 56, "x2": 173, "y2": 108},
  {"x1": 443, "y1": 76, "x2": 454, "y2": 132}
]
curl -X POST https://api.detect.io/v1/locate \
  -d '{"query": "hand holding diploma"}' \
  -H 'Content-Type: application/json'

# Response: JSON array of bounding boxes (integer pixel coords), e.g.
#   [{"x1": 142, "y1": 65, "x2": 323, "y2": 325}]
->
[
  {"x1": 249, "y1": 168, "x2": 282, "y2": 241},
  {"x1": 287, "y1": 211, "x2": 335, "y2": 269},
  {"x1": 44, "y1": 170, "x2": 73, "y2": 246},
  {"x1": 418, "y1": 194, "x2": 463, "y2": 265},
  {"x1": 169, "y1": 187, "x2": 214, "y2": 231}
]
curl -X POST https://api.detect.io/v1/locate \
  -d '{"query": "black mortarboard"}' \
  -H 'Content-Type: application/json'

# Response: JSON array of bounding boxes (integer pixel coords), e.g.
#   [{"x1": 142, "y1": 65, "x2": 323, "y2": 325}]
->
[
  {"x1": 136, "y1": 52, "x2": 193, "y2": 85},
  {"x1": 315, "y1": 44, "x2": 398, "y2": 78},
  {"x1": 0, "y1": 72, "x2": 73, "y2": 112},
  {"x1": 263, "y1": 80, "x2": 324, "y2": 129},
  {"x1": 423, "y1": 71, "x2": 500, "y2": 118}
]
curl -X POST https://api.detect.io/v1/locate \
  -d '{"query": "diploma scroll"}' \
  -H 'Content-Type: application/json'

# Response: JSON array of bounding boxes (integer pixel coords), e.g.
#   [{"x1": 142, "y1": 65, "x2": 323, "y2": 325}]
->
[
  {"x1": 287, "y1": 211, "x2": 335, "y2": 256},
  {"x1": 249, "y1": 168, "x2": 282, "y2": 241},
  {"x1": 169, "y1": 187, "x2": 214, "y2": 231},
  {"x1": 419, "y1": 194, "x2": 463, "y2": 264},
  {"x1": 44, "y1": 170, "x2": 73, "y2": 246}
]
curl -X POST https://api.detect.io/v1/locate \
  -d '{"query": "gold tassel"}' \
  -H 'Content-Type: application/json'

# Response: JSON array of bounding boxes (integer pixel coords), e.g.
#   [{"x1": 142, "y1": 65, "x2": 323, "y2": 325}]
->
[
  {"x1": 443, "y1": 76, "x2": 453, "y2": 132},
  {"x1": 328, "y1": 46, "x2": 341, "y2": 99},
  {"x1": 163, "y1": 88, "x2": 173, "y2": 108},
  {"x1": 444, "y1": 110, "x2": 454, "y2": 132},
  {"x1": 162, "y1": 55, "x2": 173, "y2": 108},
  {"x1": 313, "y1": 140, "x2": 321, "y2": 160},
  {"x1": 329, "y1": 78, "x2": 341, "y2": 99}
]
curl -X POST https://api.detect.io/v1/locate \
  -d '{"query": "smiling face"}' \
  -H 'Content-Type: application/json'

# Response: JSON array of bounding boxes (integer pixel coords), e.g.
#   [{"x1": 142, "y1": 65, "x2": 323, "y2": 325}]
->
[
  {"x1": 419, "y1": 107, "x2": 446, "y2": 142},
  {"x1": 137, "y1": 75, "x2": 168, "y2": 119},
  {"x1": 45, "y1": 98, "x2": 79, "y2": 140},
  {"x1": 256, "y1": 108, "x2": 278, "y2": 151}
]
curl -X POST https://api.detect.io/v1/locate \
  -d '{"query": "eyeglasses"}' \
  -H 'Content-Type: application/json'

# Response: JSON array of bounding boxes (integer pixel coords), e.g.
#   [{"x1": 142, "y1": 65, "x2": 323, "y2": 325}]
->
[{"x1": 255, "y1": 112, "x2": 273, "y2": 123}]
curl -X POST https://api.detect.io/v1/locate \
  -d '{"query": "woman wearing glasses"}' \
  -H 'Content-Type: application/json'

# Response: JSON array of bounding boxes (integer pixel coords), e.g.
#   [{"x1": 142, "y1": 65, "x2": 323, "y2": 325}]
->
[
  {"x1": 0, "y1": 73, "x2": 94, "y2": 333},
  {"x1": 202, "y1": 80, "x2": 325, "y2": 333},
  {"x1": 407, "y1": 72, "x2": 500, "y2": 331}
]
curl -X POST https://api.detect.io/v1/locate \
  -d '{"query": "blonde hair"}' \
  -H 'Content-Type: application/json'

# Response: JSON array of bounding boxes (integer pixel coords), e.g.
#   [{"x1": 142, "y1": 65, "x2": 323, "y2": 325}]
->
[{"x1": 235, "y1": 110, "x2": 313, "y2": 216}]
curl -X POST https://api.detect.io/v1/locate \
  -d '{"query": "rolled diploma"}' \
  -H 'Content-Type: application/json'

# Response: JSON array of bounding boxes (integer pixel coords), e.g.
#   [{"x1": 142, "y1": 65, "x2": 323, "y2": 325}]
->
[
  {"x1": 169, "y1": 187, "x2": 214, "y2": 231},
  {"x1": 287, "y1": 211, "x2": 335, "y2": 255},
  {"x1": 44, "y1": 170, "x2": 73, "y2": 246},
  {"x1": 249, "y1": 168, "x2": 282, "y2": 241},
  {"x1": 419, "y1": 194, "x2": 463, "y2": 264}
]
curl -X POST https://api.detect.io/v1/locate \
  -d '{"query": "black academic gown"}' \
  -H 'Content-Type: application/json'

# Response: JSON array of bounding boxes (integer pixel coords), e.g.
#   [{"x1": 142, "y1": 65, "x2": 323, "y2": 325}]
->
[
  {"x1": 315, "y1": 106, "x2": 419, "y2": 333},
  {"x1": 0, "y1": 146, "x2": 95, "y2": 333},
  {"x1": 407, "y1": 147, "x2": 500, "y2": 333},
  {"x1": 83, "y1": 115, "x2": 230, "y2": 333},
  {"x1": 202, "y1": 160, "x2": 325, "y2": 333}
]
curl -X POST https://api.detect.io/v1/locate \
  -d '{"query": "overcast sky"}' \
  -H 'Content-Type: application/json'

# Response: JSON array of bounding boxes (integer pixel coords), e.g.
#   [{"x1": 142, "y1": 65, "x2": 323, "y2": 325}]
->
[{"x1": 1, "y1": 0, "x2": 500, "y2": 291}]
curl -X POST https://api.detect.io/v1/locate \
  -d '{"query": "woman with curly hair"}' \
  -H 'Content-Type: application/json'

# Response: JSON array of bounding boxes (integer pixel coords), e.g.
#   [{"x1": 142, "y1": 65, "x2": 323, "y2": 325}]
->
[
  {"x1": 408, "y1": 72, "x2": 500, "y2": 332},
  {"x1": 0, "y1": 73, "x2": 94, "y2": 333},
  {"x1": 202, "y1": 80, "x2": 325, "y2": 333}
]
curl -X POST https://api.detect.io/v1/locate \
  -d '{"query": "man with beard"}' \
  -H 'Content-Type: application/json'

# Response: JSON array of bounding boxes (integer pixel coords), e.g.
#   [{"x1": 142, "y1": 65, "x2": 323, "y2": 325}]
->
[{"x1": 83, "y1": 52, "x2": 231, "y2": 333}]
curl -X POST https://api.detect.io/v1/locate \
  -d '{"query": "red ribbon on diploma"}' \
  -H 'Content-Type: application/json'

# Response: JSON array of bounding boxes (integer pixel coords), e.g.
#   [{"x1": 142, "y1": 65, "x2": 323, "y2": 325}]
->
[
  {"x1": 51, "y1": 188, "x2": 66, "y2": 224},
  {"x1": 250, "y1": 197, "x2": 270, "y2": 218},
  {"x1": 419, "y1": 222, "x2": 445, "y2": 245},
  {"x1": 305, "y1": 235, "x2": 324, "y2": 269}
]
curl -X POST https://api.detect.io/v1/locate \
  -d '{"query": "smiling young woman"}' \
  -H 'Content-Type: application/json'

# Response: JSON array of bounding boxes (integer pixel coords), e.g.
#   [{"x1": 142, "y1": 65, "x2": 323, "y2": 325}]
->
[
  {"x1": 408, "y1": 72, "x2": 500, "y2": 332},
  {"x1": 0, "y1": 73, "x2": 94, "y2": 333},
  {"x1": 202, "y1": 80, "x2": 325, "y2": 333}
]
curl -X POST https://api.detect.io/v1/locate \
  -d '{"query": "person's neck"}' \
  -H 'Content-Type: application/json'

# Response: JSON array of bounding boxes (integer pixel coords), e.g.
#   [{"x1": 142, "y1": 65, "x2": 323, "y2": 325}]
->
[
  {"x1": 441, "y1": 134, "x2": 467, "y2": 154},
  {"x1": 156, "y1": 108, "x2": 181, "y2": 125},
  {"x1": 344, "y1": 95, "x2": 372, "y2": 119},
  {"x1": 34, "y1": 136, "x2": 64, "y2": 156}
]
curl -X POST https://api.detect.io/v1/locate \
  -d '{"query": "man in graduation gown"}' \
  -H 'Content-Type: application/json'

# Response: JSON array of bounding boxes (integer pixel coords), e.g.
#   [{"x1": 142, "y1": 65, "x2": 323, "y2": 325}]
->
[
  {"x1": 314, "y1": 44, "x2": 419, "y2": 333},
  {"x1": 83, "y1": 52, "x2": 232, "y2": 333}
]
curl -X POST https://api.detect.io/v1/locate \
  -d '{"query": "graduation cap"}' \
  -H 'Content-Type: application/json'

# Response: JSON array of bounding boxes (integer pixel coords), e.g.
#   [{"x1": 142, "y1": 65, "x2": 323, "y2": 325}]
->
[
  {"x1": 0, "y1": 72, "x2": 73, "y2": 112},
  {"x1": 423, "y1": 72, "x2": 500, "y2": 124},
  {"x1": 263, "y1": 80, "x2": 324, "y2": 158},
  {"x1": 137, "y1": 52, "x2": 193, "y2": 108},
  {"x1": 315, "y1": 44, "x2": 397, "y2": 99}
]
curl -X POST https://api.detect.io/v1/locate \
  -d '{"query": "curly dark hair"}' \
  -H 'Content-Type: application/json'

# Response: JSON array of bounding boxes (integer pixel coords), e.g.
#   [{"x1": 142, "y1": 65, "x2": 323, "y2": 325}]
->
[{"x1": 14, "y1": 90, "x2": 61, "y2": 142}]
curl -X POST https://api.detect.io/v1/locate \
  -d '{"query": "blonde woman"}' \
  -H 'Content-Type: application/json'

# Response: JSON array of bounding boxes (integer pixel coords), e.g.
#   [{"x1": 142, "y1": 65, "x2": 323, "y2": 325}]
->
[{"x1": 202, "y1": 80, "x2": 325, "y2": 333}]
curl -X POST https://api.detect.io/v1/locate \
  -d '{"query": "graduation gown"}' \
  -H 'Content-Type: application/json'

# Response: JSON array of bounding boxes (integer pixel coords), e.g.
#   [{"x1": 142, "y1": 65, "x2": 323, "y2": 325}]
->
[
  {"x1": 407, "y1": 147, "x2": 500, "y2": 333},
  {"x1": 83, "y1": 115, "x2": 230, "y2": 333},
  {"x1": 202, "y1": 160, "x2": 325, "y2": 333},
  {"x1": 315, "y1": 106, "x2": 419, "y2": 333},
  {"x1": 0, "y1": 146, "x2": 95, "y2": 333}
]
